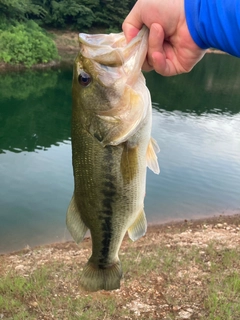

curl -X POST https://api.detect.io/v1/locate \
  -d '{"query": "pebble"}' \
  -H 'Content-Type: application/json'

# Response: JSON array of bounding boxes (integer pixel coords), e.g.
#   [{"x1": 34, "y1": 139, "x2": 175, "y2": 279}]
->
[
  {"x1": 15, "y1": 264, "x2": 25, "y2": 270},
  {"x1": 178, "y1": 310, "x2": 192, "y2": 319}
]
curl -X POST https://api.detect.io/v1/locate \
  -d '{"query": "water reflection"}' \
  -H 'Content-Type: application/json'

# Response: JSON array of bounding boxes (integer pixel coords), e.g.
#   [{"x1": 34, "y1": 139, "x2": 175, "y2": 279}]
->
[
  {"x1": 0, "y1": 54, "x2": 240, "y2": 253},
  {"x1": 0, "y1": 67, "x2": 72, "y2": 154},
  {"x1": 145, "y1": 53, "x2": 240, "y2": 115}
]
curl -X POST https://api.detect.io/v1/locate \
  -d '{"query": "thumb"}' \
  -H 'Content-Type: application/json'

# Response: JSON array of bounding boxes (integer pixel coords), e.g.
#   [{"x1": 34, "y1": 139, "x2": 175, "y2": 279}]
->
[{"x1": 122, "y1": 2, "x2": 143, "y2": 43}]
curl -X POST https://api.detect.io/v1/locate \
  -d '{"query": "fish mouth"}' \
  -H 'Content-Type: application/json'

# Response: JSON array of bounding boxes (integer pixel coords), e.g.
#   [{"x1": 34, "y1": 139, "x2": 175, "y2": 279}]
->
[{"x1": 78, "y1": 26, "x2": 149, "y2": 71}]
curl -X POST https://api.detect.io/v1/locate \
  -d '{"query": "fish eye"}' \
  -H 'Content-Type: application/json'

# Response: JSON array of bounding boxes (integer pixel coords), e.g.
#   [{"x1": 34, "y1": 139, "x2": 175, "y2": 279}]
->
[{"x1": 78, "y1": 72, "x2": 92, "y2": 87}]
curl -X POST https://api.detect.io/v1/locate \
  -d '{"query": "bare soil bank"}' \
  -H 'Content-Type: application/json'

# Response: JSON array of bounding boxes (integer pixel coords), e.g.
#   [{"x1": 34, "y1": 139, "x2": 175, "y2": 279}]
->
[{"x1": 0, "y1": 214, "x2": 239, "y2": 319}]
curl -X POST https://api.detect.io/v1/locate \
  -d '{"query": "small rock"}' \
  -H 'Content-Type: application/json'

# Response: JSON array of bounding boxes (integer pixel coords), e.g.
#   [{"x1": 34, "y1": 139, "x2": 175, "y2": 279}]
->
[
  {"x1": 15, "y1": 264, "x2": 25, "y2": 270},
  {"x1": 206, "y1": 261, "x2": 211, "y2": 267},
  {"x1": 30, "y1": 301, "x2": 38, "y2": 307},
  {"x1": 173, "y1": 306, "x2": 181, "y2": 311},
  {"x1": 178, "y1": 310, "x2": 192, "y2": 319}
]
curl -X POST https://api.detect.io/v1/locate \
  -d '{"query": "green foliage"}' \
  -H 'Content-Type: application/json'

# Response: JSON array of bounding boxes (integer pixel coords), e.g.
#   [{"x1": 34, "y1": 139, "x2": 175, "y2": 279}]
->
[
  {"x1": 0, "y1": 0, "x2": 136, "y2": 67},
  {"x1": 93, "y1": 0, "x2": 136, "y2": 31},
  {"x1": 41, "y1": 0, "x2": 96, "y2": 30},
  {"x1": 0, "y1": 0, "x2": 46, "y2": 21},
  {"x1": 0, "y1": 0, "x2": 136, "y2": 34},
  {"x1": 35, "y1": 0, "x2": 135, "y2": 31},
  {"x1": 0, "y1": 20, "x2": 59, "y2": 67}
]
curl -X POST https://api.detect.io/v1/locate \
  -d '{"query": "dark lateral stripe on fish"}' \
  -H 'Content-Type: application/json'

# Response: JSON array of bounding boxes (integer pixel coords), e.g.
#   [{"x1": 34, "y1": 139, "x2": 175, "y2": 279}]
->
[
  {"x1": 101, "y1": 189, "x2": 116, "y2": 198},
  {"x1": 99, "y1": 146, "x2": 116, "y2": 267},
  {"x1": 101, "y1": 198, "x2": 114, "y2": 216},
  {"x1": 103, "y1": 180, "x2": 115, "y2": 189},
  {"x1": 99, "y1": 217, "x2": 112, "y2": 268}
]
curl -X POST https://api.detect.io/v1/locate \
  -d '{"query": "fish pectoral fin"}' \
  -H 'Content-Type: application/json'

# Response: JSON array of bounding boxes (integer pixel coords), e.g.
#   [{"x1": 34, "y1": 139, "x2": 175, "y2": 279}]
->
[
  {"x1": 128, "y1": 209, "x2": 147, "y2": 241},
  {"x1": 66, "y1": 195, "x2": 88, "y2": 244},
  {"x1": 146, "y1": 137, "x2": 160, "y2": 174}
]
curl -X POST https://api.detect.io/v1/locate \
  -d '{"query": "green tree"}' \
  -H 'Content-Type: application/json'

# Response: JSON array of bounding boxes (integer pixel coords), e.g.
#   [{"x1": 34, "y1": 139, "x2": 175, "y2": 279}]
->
[
  {"x1": 93, "y1": 0, "x2": 136, "y2": 31},
  {"x1": 33, "y1": 0, "x2": 136, "y2": 31},
  {"x1": 36, "y1": 0, "x2": 97, "y2": 30},
  {"x1": 0, "y1": 0, "x2": 46, "y2": 20}
]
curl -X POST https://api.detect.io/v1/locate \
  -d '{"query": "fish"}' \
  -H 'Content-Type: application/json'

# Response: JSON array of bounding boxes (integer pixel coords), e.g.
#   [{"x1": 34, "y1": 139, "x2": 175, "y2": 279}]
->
[{"x1": 66, "y1": 26, "x2": 160, "y2": 292}]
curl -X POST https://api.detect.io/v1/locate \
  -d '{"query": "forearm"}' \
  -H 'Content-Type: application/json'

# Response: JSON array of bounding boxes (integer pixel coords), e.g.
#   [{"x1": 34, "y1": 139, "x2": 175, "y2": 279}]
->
[{"x1": 185, "y1": 0, "x2": 240, "y2": 57}]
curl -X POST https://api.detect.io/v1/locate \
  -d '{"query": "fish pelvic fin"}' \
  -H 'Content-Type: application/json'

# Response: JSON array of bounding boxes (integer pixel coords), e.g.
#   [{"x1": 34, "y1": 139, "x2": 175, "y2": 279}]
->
[
  {"x1": 128, "y1": 209, "x2": 147, "y2": 241},
  {"x1": 80, "y1": 260, "x2": 122, "y2": 292},
  {"x1": 146, "y1": 137, "x2": 160, "y2": 174},
  {"x1": 66, "y1": 195, "x2": 88, "y2": 244}
]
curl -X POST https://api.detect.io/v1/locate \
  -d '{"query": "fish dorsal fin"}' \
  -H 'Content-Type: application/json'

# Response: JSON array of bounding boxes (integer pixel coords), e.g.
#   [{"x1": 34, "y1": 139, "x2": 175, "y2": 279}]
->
[
  {"x1": 128, "y1": 209, "x2": 147, "y2": 241},
  {"x1": 66, "y1": 195, "x2": 88, "y2": 244},
  {"x1": 146, "y1": 138, "x2": 160, "y2": 174}
]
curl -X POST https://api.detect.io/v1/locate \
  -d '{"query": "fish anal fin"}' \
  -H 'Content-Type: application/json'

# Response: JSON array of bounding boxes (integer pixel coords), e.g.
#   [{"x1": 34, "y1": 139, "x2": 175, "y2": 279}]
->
[
  {"x1": 66, "y1": 195, "x2": 88, "y2": 244},
  {"x1": 146, "y1": 137, "x2": 160, "y2": 174},
  {"x1": 128, "y1": 209, "x2": 147, "y2": 241},
  {"x1": 80, "y1": 260, "x2": 122, "y2": 292}
]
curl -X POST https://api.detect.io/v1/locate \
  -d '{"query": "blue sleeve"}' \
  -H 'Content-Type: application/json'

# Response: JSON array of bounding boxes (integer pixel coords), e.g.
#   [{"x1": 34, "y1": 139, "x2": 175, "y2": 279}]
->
[{"x1": 185, "y1": 0, "x2": 240, "y2": 57}]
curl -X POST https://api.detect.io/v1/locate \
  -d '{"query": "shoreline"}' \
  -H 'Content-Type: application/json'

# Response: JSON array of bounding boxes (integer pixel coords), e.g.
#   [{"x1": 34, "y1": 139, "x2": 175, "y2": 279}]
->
[
  {"x1": 1, "y1": 213, "x2": 239, "y2": 257},
  {"x1": 0, "y1": 49, "x2": 225, "y2": 73},
  {"x1": 0, "y1": 29, "x2": 226, "y2": 73}
]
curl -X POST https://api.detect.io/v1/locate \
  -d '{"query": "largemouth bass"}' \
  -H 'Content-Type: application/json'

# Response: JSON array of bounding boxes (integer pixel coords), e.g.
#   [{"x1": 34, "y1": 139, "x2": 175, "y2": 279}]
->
[{"x1": 67, "y1": 26, "x2": 160, "y2": 292}]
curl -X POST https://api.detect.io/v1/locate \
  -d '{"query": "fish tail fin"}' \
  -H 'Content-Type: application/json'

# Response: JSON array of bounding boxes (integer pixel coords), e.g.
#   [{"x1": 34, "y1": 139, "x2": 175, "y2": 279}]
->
[
  {"x1": 80, "y1": 260, "x2": 122, "y2": 292},
  {"x1": 66, "y1": 195, "x2": 88, "y2": 244}
]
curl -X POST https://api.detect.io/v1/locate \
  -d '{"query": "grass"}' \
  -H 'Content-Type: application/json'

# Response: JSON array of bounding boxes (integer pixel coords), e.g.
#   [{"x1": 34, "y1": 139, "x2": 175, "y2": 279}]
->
[
  {"x1": 0, "y1": 229, "x2": 239, "y2": 319},
  {"x1": 204, "y1": 247, "x2": 240, "y2": 320}
]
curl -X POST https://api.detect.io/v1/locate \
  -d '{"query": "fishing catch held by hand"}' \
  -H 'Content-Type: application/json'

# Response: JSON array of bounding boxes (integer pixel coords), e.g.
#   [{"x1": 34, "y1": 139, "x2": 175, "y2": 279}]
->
[{"x1": 66, "y1": 26, "x2": 160, "y2": 292}]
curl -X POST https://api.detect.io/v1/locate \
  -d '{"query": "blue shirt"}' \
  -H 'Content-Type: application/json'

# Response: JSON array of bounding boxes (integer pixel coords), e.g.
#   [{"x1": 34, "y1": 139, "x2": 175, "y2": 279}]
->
[{"x1": 185, "y1": 0, "x2": 240, "y2": 57}]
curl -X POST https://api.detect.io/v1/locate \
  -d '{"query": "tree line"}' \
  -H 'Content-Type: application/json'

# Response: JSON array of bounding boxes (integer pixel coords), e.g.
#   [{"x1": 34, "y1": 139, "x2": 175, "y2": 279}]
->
[
  {"x1": 0, "y1": 0, "x2": 135, "y2": 31},
  {"x1": 0, "y1": 0, "x2": 135, "y2": 67}
]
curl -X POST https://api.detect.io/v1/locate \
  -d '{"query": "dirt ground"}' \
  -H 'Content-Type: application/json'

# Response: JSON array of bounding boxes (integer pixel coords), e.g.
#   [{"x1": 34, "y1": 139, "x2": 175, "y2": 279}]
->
[{"x1": 1, "y1": 214, "x2": 240, "y2": 319}]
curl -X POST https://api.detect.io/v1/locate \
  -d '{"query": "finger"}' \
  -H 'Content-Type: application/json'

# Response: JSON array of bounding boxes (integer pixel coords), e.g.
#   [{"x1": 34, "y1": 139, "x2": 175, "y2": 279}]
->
[
  {"x1": 143, "y1": 42, "x2": 178, "y2": 76},
  {"x1": 122, "y1": 2, "x2": 143, "y2": 42},
  {"x1": 151, "y1": 43, "x2": 178, "y2": 76},
  {"x1": 152, "y1": 51, "x2": 175, "y2": 76},
  {"x1": 122, "y1": 24, "x2": 140, "y2": 43},
  {"x1": 147, "y1": 23, "x2": 165, "y2": 68},
  {"x1": 142, "y1": 23, "x2": 166, "y2": 72}
]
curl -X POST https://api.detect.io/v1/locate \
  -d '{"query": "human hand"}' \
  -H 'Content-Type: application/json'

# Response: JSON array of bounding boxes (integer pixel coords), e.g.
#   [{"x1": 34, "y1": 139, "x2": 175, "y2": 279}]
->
[{"x1": 122, "y1": 0, "x2": 206, "y2": 76}]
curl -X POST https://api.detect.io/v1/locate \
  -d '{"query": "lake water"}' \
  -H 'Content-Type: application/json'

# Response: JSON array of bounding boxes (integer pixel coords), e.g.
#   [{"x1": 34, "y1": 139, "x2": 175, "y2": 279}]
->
[{"x1": 0, "y1": 54, "x2": 240, "y2": 253}]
